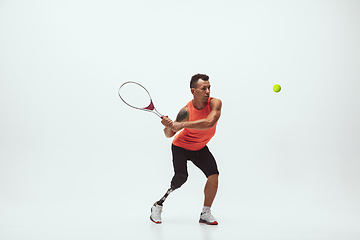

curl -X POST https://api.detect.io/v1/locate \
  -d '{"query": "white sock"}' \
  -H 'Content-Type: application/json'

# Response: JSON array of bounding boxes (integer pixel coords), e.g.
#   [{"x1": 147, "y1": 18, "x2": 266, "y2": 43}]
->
[{"x1": 202, "y1": 206, "x2": 211, "y2": 213}]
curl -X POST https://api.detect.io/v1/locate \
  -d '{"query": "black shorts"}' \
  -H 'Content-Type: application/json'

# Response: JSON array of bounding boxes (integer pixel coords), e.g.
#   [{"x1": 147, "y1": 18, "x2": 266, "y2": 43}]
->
[{"x1": 171, "y1": 144, "x2": 219, "y2": 178}]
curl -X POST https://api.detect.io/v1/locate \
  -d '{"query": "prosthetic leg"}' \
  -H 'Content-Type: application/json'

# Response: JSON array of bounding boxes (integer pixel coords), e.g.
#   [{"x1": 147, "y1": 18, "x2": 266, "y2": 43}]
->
[{"x1": 156, "y1": 173, "x2": 187, "y2": 205}]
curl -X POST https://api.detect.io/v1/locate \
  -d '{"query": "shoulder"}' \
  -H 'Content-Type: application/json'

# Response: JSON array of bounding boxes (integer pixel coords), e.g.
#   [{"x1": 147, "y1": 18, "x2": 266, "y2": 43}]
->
[
  {"x1": 176, "y1": 105, "x2": 189, "y2": 122},
  {"x1": 209, "y1": 97, "x2": 222, "y2": 110},
  {"x1": 180, "y1": 104, "x2": 189, "y2": 112}
]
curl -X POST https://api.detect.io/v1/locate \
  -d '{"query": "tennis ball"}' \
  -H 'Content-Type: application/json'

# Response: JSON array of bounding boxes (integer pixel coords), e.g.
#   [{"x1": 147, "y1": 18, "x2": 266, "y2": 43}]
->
[{"x1": 273, "y1": 84, "x2": 281, "y2": 93}]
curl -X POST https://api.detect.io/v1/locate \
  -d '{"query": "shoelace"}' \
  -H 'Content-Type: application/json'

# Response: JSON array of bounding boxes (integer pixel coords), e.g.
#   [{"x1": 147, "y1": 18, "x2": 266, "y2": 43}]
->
[
  {"x1": 202, "y1": 210, "x2": 215, "y2": 221},
  {"x1": 154, "y1": 206, "x2": 163, "y2": 214}
]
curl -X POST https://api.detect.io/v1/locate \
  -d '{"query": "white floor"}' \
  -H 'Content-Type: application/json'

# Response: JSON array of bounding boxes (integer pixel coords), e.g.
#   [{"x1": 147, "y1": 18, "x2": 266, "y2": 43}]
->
[{"x1": 1, "y1": 199, "x2": 360, "y2": 240}]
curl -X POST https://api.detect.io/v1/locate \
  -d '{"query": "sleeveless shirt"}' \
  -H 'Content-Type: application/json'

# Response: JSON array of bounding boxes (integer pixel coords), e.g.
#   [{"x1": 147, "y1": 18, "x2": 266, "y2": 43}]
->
[{"x1": 172, "y1": 97, "x2": 217, "y2": 151}]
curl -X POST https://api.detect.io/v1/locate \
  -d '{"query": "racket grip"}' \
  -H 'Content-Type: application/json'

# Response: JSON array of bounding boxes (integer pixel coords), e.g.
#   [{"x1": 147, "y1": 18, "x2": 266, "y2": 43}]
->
[{"x1": 161, "y1": 115, "x2": 165, "y2": 119}]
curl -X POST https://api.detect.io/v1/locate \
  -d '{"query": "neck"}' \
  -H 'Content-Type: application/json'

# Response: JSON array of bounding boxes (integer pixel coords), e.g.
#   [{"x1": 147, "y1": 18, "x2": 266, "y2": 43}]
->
[{"x1": 192, "y1": 99, "x2": 207, "y2": 110}]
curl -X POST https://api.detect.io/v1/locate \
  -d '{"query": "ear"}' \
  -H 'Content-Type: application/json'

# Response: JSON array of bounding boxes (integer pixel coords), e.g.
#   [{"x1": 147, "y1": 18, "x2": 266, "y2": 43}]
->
[{"x1": 191, "y1": 88, "x2": 195, "y2": 95}]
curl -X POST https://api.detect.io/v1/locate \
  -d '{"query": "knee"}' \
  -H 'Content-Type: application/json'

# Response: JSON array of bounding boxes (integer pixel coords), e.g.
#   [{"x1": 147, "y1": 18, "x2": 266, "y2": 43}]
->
[
  {"x1": 207, "y1": 174, "x2": 219, "y2": 188},
  {"x1": 171, "y1": 173, "x2": 188, "y2": 190}
]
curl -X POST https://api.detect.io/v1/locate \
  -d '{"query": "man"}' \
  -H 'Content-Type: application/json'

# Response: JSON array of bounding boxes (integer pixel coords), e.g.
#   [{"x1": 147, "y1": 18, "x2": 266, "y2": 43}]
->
[{"x1": 150, "y1": 73, "x2": 222, "y2": 225}]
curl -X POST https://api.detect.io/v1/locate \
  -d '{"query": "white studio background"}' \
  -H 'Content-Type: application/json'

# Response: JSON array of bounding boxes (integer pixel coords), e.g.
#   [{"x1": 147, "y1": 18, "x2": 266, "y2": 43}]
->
[{"x1": 1, "y1": 0, "x2": 359, "y2": 239}]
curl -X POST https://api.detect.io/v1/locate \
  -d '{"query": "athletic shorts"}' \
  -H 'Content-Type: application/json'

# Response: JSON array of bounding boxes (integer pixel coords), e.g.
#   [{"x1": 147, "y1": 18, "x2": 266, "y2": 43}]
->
[{"x1": 171, "y1": 144, "x2": 219, "y2": 178}]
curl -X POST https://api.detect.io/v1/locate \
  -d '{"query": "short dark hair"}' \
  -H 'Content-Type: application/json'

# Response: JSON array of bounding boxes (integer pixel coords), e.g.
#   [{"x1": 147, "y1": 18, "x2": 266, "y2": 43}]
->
[{"x1": 190, "y1": 74, "x2": 209, "y2": 88}]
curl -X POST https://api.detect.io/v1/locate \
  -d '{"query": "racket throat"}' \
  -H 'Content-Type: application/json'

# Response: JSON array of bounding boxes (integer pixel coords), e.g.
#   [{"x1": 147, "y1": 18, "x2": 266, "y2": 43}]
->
[{"x1": 144, "y1": 101, "x2": 155, "y2": 111}]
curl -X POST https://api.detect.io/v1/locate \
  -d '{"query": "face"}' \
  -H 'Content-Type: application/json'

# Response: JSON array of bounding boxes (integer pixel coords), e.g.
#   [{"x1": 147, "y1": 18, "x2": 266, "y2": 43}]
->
[{"x1": 192, "y1": 79, "x2": 211, "y2": 103}]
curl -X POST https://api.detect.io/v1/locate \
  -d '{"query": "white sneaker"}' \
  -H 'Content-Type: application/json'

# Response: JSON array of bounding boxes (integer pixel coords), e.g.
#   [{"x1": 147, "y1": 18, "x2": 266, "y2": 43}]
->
[
  {"x1": 150, "y1": 203, "x2": 163, "y2": 224},
  {"x1": 199, "y1": 209, "x2": 218, "y2": 225}
]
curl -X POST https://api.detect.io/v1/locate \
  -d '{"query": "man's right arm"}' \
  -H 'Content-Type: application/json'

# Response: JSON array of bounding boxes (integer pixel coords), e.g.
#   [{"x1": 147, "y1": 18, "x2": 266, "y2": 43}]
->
[
  {"x1": 162, "y1": 116, "x2": 176, "y2": 138},
  {"x1": 161, "y1": 106, "x2": 189, "y2": 138}
]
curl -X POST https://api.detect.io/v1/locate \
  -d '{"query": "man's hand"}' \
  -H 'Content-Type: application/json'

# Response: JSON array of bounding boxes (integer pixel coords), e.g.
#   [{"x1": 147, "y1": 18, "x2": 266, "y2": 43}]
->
[
  {"x1": 161, "y1": 116, "x2": 176, "y2": 138},
  {"x1": 171, "y1": 122, "x2": 184, "y2": 132},
  {"x1": 161, "y1": 116, "x2": 173, "y2": 128}
]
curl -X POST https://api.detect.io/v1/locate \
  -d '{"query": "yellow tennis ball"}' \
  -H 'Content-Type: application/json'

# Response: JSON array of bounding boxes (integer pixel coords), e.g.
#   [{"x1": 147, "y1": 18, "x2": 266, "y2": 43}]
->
[{"x1": 273, "y1": 84, "x2": 281, "y2": 93}]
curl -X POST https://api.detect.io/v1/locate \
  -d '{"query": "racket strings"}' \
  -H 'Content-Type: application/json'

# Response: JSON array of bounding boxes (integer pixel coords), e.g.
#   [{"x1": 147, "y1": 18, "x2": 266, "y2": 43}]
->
[{"x1": 119, "y1": 82, "x2": 153, "y2": 110}]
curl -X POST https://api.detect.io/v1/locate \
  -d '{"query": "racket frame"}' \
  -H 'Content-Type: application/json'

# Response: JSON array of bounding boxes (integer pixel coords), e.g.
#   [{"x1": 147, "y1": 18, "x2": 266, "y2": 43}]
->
[{"x1": 118, "y1": 81, "x2": 164, "y2": 118}]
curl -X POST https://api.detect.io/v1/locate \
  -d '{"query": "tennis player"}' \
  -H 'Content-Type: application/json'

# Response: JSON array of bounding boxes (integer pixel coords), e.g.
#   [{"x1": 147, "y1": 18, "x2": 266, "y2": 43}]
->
[{"x1": 150, "y1": 73, "x2": 222, "y2": 225}]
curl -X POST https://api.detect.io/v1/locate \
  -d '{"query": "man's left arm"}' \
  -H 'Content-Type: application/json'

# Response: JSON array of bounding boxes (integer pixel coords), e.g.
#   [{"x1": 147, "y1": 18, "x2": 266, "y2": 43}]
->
[{"x1": 171, "y1": 98, "x2": 222, "y2": 132}]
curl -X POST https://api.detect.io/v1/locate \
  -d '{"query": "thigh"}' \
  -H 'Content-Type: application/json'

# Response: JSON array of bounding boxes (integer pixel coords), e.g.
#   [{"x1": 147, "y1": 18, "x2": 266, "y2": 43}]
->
[
  {"x1": 191, "y1": 146, "x2": 219, "y2": 177},
  {"x1": 171, "y1": 144, "x2": 188, "y2": 175}
]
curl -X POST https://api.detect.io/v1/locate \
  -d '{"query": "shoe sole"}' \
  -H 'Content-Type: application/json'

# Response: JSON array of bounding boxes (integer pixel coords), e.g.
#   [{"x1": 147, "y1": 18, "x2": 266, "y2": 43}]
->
[
  {"x1": 150, "y1": 216, "x2": 161, "y2": 224},
  {"x1": 199, "y1": 219, "x2": 218, "y2": 225}
]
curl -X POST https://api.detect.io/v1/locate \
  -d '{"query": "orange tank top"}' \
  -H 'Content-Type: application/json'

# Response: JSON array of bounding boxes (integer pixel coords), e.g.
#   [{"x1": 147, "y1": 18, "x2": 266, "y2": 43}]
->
[{"x1": 172, "y1": 98, "x2": 217, "y2": 151}]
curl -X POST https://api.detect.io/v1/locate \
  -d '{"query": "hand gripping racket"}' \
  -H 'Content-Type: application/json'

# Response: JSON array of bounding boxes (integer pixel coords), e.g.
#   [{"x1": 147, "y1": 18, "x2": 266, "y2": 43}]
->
[{"x1": 118, "y1": 81, "x2": 164, "y2": 119}]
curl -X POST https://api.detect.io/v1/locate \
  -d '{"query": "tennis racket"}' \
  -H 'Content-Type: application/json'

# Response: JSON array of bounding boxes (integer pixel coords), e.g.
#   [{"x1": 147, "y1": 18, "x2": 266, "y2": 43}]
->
[{"x1": 118, "y1": 81, "x2": 164, "y2": 119}]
